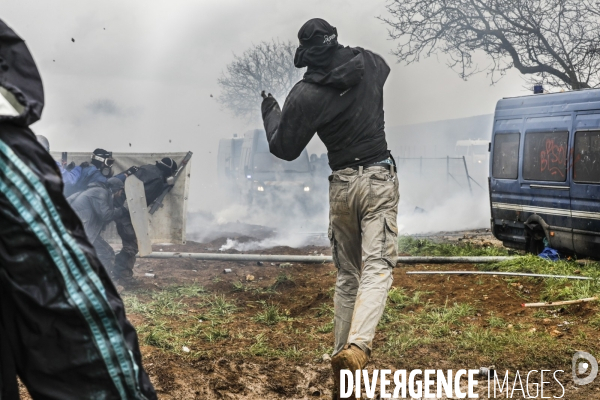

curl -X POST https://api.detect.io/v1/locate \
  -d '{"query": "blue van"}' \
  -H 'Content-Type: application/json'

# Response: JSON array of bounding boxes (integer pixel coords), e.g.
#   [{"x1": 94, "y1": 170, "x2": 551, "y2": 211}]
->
[{"x1": 489, "y1": 89, "x2": 600, "y2": 259}]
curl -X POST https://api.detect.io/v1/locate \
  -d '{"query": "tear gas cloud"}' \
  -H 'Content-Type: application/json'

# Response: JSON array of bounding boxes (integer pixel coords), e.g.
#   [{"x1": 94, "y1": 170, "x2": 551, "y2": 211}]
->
[
  {"x1": 187, "y1": 114, "x2": 495, "y2": 248},
  {"x1": 187, "y1": 185, "x2": 330, "y2": 250}
]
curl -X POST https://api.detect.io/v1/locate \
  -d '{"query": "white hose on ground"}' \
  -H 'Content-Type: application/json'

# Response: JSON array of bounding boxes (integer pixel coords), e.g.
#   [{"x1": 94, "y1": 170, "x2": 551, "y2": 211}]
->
[
  {"x1": 407, "y1": 270, "x2": 594, "y2": 281},
  {"x1": 139, "y1": 252, "x2": 514, "y2": 264}
]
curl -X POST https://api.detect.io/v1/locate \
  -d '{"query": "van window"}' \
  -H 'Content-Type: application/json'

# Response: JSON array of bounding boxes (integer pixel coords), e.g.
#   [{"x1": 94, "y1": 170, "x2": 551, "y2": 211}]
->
[
  {"x1": 574, "y1": 130, "x2": 600, "y2": 183},
  {"x1": 492, "y1": 133, "x2": 520, "y2": 179},
  {"x1": 523, "y1": 131, "x2": 568, "y2": 182}
]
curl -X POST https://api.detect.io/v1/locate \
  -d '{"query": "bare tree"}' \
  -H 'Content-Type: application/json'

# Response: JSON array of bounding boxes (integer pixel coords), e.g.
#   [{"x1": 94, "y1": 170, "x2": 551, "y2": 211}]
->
[
  {"x1": 217, "y1": 40, "x2": 305, "y2": 120},
  {"x1": 380, "y1": 0, "x2": 600, "y2": 90}
]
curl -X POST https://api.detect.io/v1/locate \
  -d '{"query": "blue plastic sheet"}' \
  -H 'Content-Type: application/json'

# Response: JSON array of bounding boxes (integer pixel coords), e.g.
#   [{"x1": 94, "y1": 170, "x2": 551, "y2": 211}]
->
[{"x1": 539, "y1": 247, "x2": 560, "y2": 261}]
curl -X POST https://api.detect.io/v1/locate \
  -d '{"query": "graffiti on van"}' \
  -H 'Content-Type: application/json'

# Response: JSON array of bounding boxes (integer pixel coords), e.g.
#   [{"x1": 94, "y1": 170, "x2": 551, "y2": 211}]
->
[
  {"x1": 540, "y1": 138, "x2": 567, "y2": 178},
  {"x1": 570, "y1": 148, "x2": 583, "y2": 179}
]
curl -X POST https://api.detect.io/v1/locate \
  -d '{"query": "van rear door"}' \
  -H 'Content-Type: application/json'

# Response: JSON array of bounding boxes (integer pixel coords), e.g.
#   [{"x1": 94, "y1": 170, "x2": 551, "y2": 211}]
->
[
  {"x1": 571, "y1": 113, "x2": 600, "y2": 258},
  {"x1": 490, "y1": 119, "x2": 523, "y2": 248},
  {"x1": 519, "y1": 116, "x2": 573, "y2": 251}
]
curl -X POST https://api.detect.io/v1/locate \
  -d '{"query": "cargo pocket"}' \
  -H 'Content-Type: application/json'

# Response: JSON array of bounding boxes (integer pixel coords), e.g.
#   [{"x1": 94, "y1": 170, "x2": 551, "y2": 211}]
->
[
  {"x1": 328, "y1": 225, "x2": 341, "y2": 269},
  {"x1": 382, "y1": 216, "x2": 399, "y2": 267},
  {"x1": 329, "y1": 176, "x2": 350, "y2": 215}
]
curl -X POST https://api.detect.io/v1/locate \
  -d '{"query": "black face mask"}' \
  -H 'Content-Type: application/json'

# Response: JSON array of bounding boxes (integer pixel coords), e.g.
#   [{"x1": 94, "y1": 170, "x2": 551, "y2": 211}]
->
[
  {"x1": 294, "y1": 19, "x2": 341, "y2": 69},
  {"x1": 100, "y1": 166, "x2": 113, "y2": 178}
]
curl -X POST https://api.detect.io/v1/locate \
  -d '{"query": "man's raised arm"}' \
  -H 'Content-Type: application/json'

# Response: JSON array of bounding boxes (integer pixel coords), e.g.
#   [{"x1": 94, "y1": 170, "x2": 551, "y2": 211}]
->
[{"x1": 260, "y1": 89, "x2": 317, "y2": 161}]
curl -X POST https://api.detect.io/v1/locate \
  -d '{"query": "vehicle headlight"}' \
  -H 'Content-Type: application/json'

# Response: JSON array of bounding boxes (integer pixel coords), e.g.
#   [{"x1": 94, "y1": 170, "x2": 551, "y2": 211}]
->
[
  {"x1": 478, "y1": 160, "x2": 482, "y2": 163},
  {"x1": 304, "y1": 186, "x2": 310, "y2": 192},
  {"x1": 257, "y1": 186, "x2": 264, "y2": 192}
]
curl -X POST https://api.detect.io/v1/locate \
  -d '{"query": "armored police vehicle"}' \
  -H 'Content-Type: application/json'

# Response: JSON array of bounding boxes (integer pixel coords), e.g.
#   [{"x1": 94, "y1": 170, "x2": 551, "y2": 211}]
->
[
  {"x1": 217, "y1": 129, "x2": 323, "y2": 211},
  {"x1": 489, "y1": 89, "x2": 600, "y2": 258}
]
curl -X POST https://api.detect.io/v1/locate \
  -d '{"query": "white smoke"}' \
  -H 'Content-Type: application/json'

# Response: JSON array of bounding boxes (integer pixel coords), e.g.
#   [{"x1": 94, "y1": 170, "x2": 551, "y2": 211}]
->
[
  {"x1": 219, "y1": 233, "x2": 327, "y2": 251},
  {"x1": 187, "y1": 181, "x2": 329, "y2": 247},
  {"x1": 397, "y1": 191, "x2": 490, "y2": 234},
  {"x1": 394, "y1": 157, "x2": 490, "y2": 234}
]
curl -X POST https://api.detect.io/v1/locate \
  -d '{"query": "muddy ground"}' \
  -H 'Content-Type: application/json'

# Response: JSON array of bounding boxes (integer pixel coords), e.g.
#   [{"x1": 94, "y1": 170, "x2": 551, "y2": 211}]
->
[{"x1": 19, "y1": 230, "x2": 600, "y2": 399}]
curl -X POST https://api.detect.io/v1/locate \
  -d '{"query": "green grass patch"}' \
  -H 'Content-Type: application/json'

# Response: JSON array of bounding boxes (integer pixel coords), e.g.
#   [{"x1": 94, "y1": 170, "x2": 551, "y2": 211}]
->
[
  {"x1": 139, "y1": 322, "x2": 176, "y2": 350},
  {"x1": 379, "y1": 298, "x2": 572, "y2": 369},
  {"x1": 481, "y1": 254, "x2": 600, "y2": 276},
  {"x1": 203, "y1": 324, "x2": 230, "y2": 342},
  {"x1": 588, "y1": 315, "x2": 600, "y2": 328},
  {"x1": 232, "y1": 281, "x2": 246, "y2": 292},
  {"x1": 380, "y1": 301, "x2": 475, "y2": 354},
  {"x1": 455, "y1": 325, "x2": 570, "y2": 368},
  {"x1": 487, "y1": 312, "x2": 507, "y2": 328},
  {"x1": 208, "y1": 294, "x2": 237, "y2": 316},
  {"x1": 253, "y1": 302, "x2": 291, "y2": 325},
  {"x1": 383, "y1": 332, "x2": 432, "y2": 357},
  {"x1": 398, "y1": 236, "x2": 509, "y2": 256},
  {"x1": 169, "y1": 284, "x2": 207, "y2": 297},
  {"x1": 313, "y1": 303, "x2": 334, "y2": 318},
  {"x1": 316, "y1": 321, "x2": 334, "y2": 333},
  {"x1": 272, "y1": 272, "x2": 294, "y2": 287},
  {"x1": 420, "y1": 302, "x2": 475, "y2": 325},
  {"x1": 387, "y1": 287, "x2": 430, "y2": 309},
  {"x1": 123, "y1": 285, "x2": 207, "y2": 318},
  {"x1": 326, "y1": 285, "x2": 336, "y2": 298},
  {"x1": 481, "y1": 255, "x2": 600, "y2": 302},
  {"x1": 246, "y1": 333, "x2": 302, "y2": 359}
]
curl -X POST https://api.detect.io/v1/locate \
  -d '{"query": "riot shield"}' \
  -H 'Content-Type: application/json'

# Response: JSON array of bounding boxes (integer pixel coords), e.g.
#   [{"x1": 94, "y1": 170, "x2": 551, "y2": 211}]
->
[{"x1": 124, "y1": 175, "x2": 153, "y2": 256}]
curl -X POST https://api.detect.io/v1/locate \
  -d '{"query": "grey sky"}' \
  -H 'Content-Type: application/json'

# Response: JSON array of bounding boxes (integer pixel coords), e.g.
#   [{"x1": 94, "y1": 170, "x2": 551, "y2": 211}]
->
[{"x1": 3, "y1": 0, "x2": 528, "y2": 209}]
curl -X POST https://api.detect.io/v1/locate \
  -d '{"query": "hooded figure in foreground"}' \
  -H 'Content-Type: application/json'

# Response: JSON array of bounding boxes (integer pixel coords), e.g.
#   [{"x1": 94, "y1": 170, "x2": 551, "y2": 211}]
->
[
  {"x1": 0, "y1": 19, "x2": 156, "y2": 399},
  {"x1": 261, "y1": 18, "x2": 399, "y2": 398}
]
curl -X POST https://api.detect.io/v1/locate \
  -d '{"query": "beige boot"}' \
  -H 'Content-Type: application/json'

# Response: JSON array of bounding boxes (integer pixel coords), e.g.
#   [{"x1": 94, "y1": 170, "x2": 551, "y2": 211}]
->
[{"x1": 331, "y1": 344, "x2": 369, "y2": 399}]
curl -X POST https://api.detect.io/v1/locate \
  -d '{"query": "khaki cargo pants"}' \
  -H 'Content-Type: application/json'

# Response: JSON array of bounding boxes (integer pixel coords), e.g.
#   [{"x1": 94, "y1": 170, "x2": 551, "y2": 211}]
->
[{"x1": 329, "y1": 166, "x2": 399, "y2": 357}]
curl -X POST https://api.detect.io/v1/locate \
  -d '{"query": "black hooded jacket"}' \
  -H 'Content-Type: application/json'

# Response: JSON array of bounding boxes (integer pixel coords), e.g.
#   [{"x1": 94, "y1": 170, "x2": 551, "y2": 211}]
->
[
  {"x1": 262, "y1": 45, "x2": 391, "y2": 170},
  {"x1": 134, "y1": 164, "x2": 168, "y2": 206}
]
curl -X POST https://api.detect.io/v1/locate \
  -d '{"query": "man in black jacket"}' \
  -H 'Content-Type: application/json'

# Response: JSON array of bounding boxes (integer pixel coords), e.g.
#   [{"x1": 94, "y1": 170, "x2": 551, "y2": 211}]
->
[
  {"x1": 0, "y1": 19, "x2": 156, "y2": 399},
  {"x1": 261, "y1": 18, "x2": 399, "y2": 396},
  {"x1": 113, "y1": 158, "x2": 177, "y2": 280}
]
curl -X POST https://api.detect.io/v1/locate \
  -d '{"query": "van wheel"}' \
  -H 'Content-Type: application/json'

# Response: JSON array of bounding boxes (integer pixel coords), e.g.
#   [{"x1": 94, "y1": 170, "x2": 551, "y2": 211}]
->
[{"x1": 525, "y1": 225, "x2": 546, "y2": 255}]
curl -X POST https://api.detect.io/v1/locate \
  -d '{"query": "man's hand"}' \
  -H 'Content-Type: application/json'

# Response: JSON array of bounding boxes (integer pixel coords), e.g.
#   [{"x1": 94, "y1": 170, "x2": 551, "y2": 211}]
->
[
  {"x1": 66, "y1": 161, "x2": 76, "y2": 171},
  {"x1": 124, "y1": 166, "x2": 139, "y2": 176},
  {"x1": 261, "y1": 90, "x2": 273, "y2": 99},
  {"x1": 79, "y1": 161, "x2": 89, "y2": 169}
]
